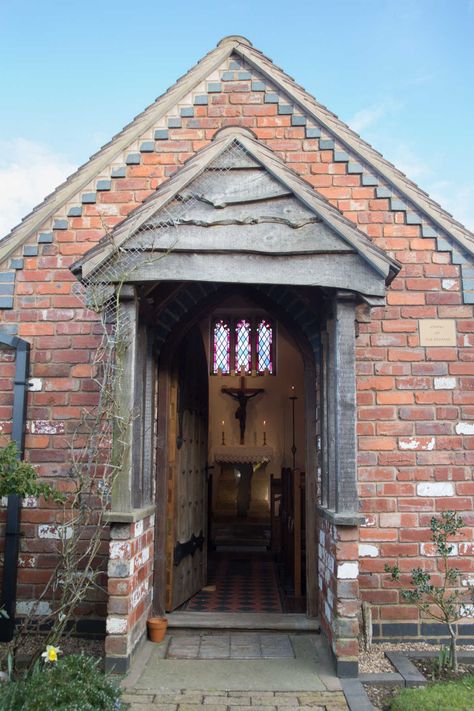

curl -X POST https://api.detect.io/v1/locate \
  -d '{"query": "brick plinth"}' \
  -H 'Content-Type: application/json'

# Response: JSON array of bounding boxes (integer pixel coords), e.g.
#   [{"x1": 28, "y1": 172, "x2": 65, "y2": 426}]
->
[
  {"x1": 318, "y1": 518, "x2": 360, "y2": 677},
  {"x1": 105, "y1": 513, "x2": 154, "y2": 672}
]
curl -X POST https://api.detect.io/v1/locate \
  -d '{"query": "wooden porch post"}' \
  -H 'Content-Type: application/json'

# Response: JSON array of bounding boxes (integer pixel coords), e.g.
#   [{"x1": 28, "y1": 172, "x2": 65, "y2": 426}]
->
[
  {"x1": 334, "y1": 292, "x2": 358, "y2": 514},
  {"x1": 111, "y1": 284, "x2": 138, "y2": 513}
]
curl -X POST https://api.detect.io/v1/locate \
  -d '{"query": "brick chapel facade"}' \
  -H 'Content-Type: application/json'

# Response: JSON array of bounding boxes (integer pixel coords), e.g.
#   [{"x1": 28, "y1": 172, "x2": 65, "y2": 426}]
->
[{"x1": 0, "y1": 36, "x2": 473, "y2": 676}]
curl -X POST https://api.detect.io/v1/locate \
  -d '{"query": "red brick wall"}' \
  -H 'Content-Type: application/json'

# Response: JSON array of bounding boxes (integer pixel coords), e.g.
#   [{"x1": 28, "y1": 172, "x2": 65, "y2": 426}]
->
[{"x1": 0, "y1": 60, "x2": 472, "y2": 649}]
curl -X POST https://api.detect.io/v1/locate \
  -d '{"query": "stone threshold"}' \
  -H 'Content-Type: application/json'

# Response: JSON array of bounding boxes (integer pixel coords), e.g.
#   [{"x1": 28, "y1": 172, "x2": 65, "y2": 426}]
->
[
  {"x1": 167, "y1": 612, "x2": 320, "y2": 632},
  {"x1": 341, "y1": 649, "x2": 474, "y2": 711}
]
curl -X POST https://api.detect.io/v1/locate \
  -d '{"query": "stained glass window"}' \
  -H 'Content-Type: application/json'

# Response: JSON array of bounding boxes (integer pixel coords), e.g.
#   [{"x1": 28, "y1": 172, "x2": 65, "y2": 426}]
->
[
  {"x1": 213, "y1": 319, "x2": 230, "y2": 374},
  {"x1": 257, "y1": 319, "x2": 273, "y2": 374},
  {"x1": 211, "y1": 315, "x2": 275, "y2": 375},
  {"x1": 235, "y1": 319, "x2": 251, "y2": 374}
]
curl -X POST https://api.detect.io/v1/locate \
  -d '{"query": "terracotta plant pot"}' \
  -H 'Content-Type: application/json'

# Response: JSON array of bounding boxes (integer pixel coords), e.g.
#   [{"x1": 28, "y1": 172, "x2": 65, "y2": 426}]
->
[{"x1": 147, "y1": 616, "x2": 168, "y2": 643}]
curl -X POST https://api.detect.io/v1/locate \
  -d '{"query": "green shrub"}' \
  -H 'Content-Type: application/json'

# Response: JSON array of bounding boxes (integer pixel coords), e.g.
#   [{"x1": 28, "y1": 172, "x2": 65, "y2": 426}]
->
[
  {"x1": 0, "y1": 441, "x2": 64, "y2": 502},
  {"x1": 390, "y1": 675, "x2": 474, "y2": 711},
  {"x1": 0, "y1": 653, "x2": 126, "y2": 710},
  {"x1": 385, "y1": 511, "x2": 474, "y2": 671}
]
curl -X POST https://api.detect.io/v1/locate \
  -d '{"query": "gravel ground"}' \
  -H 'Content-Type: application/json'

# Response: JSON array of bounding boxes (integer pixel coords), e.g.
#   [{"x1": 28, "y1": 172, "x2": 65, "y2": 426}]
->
[
  {"x1": 359, "y1": 641, "x2": 474, "y2": 674},
  {"x1": 363, "y1": 683, "x2": 399, "y2": 711}
]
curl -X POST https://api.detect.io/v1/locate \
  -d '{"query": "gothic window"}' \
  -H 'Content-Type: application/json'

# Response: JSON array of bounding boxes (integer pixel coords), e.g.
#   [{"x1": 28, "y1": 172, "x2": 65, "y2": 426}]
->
[
  {"x1": 256, "y1": 318, "x2": 273, "y2": 374},
  {"x1": 213, "y1": 319, "x2": 230, "y2": 374},
  {"x1": 211, "y1": 316, "x2": 274, "y2": 375},
  {"x1": 235, "y1": 319, "x2": 251, "y2": 374}
]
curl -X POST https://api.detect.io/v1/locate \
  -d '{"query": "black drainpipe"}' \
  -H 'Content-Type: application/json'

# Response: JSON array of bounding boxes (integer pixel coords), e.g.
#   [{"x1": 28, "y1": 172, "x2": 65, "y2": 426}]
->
[{"x1": 0, "y1": 335, "x2": 30, "y2": 642}]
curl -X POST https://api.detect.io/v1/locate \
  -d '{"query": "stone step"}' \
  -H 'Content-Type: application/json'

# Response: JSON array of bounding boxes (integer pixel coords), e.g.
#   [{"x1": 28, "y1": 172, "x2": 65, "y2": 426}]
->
[{"x1": 167, "y1": 612, "x2": 320, "y2": 632}]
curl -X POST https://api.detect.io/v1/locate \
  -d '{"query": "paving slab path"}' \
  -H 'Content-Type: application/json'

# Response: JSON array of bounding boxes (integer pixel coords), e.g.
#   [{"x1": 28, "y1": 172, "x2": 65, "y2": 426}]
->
[
  {"x1": 122, "y1": 634, "x2": 349, "y2": 711},
  {"x1": 121, "y1": 689, "x2": 349, "y2": 711}
]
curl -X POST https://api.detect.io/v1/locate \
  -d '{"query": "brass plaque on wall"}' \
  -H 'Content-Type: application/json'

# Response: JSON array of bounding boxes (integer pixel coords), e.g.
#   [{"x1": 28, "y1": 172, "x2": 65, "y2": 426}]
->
[{"x1": 419, "y1": 319, "x2": 457, "y2": 347}]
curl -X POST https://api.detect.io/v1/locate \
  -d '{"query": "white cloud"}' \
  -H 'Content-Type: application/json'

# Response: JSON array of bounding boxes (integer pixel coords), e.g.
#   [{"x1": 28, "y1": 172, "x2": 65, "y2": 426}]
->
[
  {"x1": 375, "y1": 143, "x2": 474, "y2": 230},
  {"x1": 427, "y1": 180, "x2": 474, "y2": 231},
  {"x1": 349, "y1": 98, "x2": 402, "y2": 133},
  {"x1": 385, "y1": 142, "x2": 432, "y2": 182},
  {"x1": 349, "y1": 94, "x2": 474, "y2": 233},
  {"x1": 0, "y1": 138, "x2": 76, "y2": 239}
]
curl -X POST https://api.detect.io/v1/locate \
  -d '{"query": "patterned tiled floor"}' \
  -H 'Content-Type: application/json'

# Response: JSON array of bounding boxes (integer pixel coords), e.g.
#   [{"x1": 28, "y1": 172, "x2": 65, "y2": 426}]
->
[
  {"x1": 185, "y1": 557, "x2": 282, "y2": 613},
  {"x1": 166, "y1": 633, "x2": 294, "y2": 660}
]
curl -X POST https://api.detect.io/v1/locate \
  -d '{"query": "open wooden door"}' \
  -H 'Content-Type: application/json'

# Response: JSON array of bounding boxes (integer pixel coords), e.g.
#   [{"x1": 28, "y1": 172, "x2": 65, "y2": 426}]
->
[{"x1": 165, "y1": 327, "x2": 209, "y2": 611}]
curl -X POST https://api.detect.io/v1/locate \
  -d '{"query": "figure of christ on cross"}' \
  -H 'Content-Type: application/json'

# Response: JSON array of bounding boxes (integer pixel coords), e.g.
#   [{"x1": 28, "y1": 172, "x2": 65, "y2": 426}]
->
[{"x1": 221, "y1": 376, "x2": 265, "y2": 444}]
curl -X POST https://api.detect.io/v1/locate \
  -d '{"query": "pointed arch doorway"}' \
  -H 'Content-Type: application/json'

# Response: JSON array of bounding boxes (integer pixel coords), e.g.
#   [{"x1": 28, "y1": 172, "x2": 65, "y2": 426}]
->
[{"x1": 152, "y1": 283, "x2": 320, "y2": 620}]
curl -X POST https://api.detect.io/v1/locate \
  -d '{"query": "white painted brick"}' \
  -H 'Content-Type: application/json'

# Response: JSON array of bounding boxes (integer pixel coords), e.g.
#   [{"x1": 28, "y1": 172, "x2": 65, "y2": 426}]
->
[
  {"x1": 16, "y1": 600, "x2": 52, "y2": 616},
  {"x1": 134, "y1": 545, "x2": 150, "y2": 568},
  {"x1": 319, "y1": 530, "x2": 325, "y2": 546},
  {"x1": 28, "y1": 420, "x2": 65, "y2": 435},
  {"x1": 110, "y1": 541, "x2": 132, "y2": 560},
  {"x1": 442, "y1": 279, "x2": 457, "y2": 291},
  {"x1": 327, "y1": 554, "x2": 335, "y2": 574},
  {"x1": 324, "y1": 601, "x2": 332, "y2": 623},
  {"x1": 462, "y1": 577, "x2": 474, "y2": 587},
  {"x1": 337, "y1": 562, "x2": 359, "y2": 579},
  {"x1": 421, "y1": 542, "x2": 458, "y2": 557},
  {"x1": 96, "y1": 204, "x2": 119, "y2": 216},
  {"x1": 434, "y1": 377, "x2": 456, "y2": 390},
  {"x1": 417, "y1": 482, "x2": 454, "y2": 497},
  {"x1": 460, "y1": 604, "x2": 474, "y2": 618},
  {"x1": 149, "y1": 514, "x2": 155, "y2": 527},
  {"x1": 106, "y1": 616, "x2": 128, "y2": 634},
  {"x1": 27, "y1": 378, "x2": 43, "y2": 392},
  {"x1": 456, "y1": 422, "x2": 474, "y2": 435},
  {"x1": 133, "y1": 519, "x2": 144, "y2": 538},
  {"x1": 399, "y1": 437, "x2": 435, "y2": 451},
  {"x1": 18, "y1": 555, "x2": 37, "y2": 568},
  {"x1": 38, "y1": 524, "x2": 73, "y2": 540},
  {"x1": 0, "y1": 496, "x2": 36, "y2": 508},
  {"x1": 131, "y1": 579, "x2": 149, "y2": 609},
  {"x1": 359, "y1": 544, "x2": 379, "y2": 558}
]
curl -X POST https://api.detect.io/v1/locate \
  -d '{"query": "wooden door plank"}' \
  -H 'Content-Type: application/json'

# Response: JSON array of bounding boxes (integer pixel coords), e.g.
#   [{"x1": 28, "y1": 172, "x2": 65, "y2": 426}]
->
[{"x1": 293, "y1": 469, "x2": 302, "y2": 598}]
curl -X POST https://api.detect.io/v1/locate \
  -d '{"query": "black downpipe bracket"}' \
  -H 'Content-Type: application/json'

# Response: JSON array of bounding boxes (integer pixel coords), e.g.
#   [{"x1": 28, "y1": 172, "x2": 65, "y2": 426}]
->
[{"x1": 0, "y1": 335, "x2": 30, "y2": 642}]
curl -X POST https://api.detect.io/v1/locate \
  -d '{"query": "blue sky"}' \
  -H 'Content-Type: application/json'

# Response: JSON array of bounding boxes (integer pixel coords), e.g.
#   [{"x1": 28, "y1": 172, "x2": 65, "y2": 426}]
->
[{"x1": 1, "y1": 0, "x2": 474, "y2": 237}]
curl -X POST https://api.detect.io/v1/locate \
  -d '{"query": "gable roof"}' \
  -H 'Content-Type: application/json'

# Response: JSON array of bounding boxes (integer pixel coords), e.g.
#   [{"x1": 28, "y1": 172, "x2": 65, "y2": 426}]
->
[
  {"x1": 72, "y1": 126, "x2": 400, "y2": 285},
  {"x1": 1, "y1": 35, "x2": 473, "y2": 266}
]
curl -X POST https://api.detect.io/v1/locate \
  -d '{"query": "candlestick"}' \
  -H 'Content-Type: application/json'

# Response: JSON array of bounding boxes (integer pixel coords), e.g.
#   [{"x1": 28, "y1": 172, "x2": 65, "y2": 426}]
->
[
  {"x1": 289, "y1": 391, "x2": 297, "y2": 469},
  {"x1": 263, "y1": 419, "x2": 267, "y2": 446},
  {"x1": 221, "y1": 420, "x2": 225, "y2": 446}
]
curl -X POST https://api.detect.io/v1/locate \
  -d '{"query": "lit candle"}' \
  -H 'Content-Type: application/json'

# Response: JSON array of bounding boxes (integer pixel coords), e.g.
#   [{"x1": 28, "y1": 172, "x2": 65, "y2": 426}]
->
[
  {"x1": 263, "y1": 420, "x2": 267, "y2": 446},
  {"x1": 221, "y1": 420, "x2": 225, "y2": 446}
]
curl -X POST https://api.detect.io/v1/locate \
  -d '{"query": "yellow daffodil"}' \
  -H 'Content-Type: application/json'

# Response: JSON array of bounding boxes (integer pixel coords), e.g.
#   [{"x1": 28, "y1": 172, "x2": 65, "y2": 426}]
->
[{"x1": 41, "y1": 645, "x2": 61, "y2": 663}]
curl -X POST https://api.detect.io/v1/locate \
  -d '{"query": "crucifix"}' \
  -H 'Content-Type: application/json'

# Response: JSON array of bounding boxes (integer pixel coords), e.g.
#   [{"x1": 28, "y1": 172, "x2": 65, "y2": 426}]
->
[{"x1": 222, "y1": 375, "x2": 265, "y2": 444}]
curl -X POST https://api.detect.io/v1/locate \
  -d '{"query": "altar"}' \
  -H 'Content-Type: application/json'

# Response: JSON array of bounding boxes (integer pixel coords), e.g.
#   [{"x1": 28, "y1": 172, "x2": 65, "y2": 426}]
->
[{"x1": 211, "y1": 446, "x2": 274, "y2": 519}]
